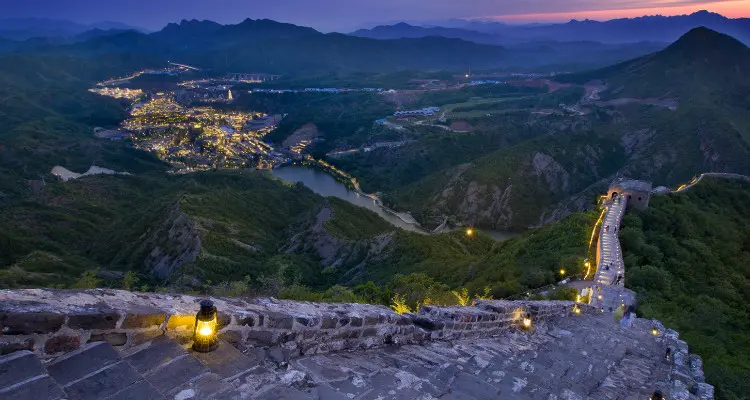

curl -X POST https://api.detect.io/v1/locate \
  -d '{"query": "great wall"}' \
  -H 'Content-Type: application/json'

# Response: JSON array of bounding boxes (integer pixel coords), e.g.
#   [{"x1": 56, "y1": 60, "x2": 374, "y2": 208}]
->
[
  {"x1": 0, "y1": 289, "x2": 712, "y2": 399},
  {"x1": 4, "y1": 174, "x2": 748, "y2": 399}
]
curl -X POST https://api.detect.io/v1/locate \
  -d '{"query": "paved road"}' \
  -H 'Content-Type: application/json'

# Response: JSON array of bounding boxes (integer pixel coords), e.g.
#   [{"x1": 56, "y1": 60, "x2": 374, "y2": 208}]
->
[{"x1": 590, "y1": 195, "x2": 631, "y2": 311}]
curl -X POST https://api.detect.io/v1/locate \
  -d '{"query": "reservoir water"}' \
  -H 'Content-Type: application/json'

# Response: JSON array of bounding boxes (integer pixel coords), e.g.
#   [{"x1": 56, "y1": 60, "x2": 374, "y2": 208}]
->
[
  {"x1": 269, "y1": 165, "x2": 518, "y2": 240},
  {"x1": 269, "y1": 166, "x2": 424, "y2": 233}
]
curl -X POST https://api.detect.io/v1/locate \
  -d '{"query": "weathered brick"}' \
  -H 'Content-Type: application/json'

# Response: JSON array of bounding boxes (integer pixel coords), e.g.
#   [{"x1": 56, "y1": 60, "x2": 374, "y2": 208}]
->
[
  {"x1": 413, "y1": 317, "x2": 444, "y2": 331},
  {"x1": 68, "y1": 312, "x2": 120, "y2": 330},
  {"x1": 166, "y1": 315, "x2": 195, "y2": 330},
  {"x1": 303, "y1": 330, "x2": 317, "y2": 339},
  {"x1": 89, "y1": 332, "x2": 127, "y2": 346},
  {"x1": 266, "y1": 312, "x2": 293, "y2": 329},
  {"x1": 130, "y1": 329, "x2": 163, "y2": 346},
  {"x1": 348, "y1": 330, "x2": 361, "y2": 339},
  {"x1": 0, "y1": 312, "x2": 65, "y2": 335},
  {"x1": 218, "y1": 312, "x2": 232, "y2": 329},
  {"x1": 238, "y1": 315, "x2": 256, "y2": 327},
  {"x1": 321, "y1": 317, "x2": 338, "y2": 329},
  {"x1": 339, "y1": 317, "x2": 350, "y2": 327},
  {"x1": 362, "y1": 328, "x2": 378, "y2": 337},
  {"x1": 0, "y1": 338, "x2": 34, "y2": 355},
  {"x1": 44, "y1": 335, "x2": 81, "y2": 354},
  {"x1": 279, "y1": 332, "x2": 297, "y2": 343},
  {"x1": 218, "y1": 330, "x2": 242, "y2": 344},
  {"x1": 246, "y1": 330, "x2": 276, "y2": 345},
  {"x1": 350, "y1": 317, "x2": 363, "y2": 327},
  {"x1": 122, "y1": 313, "x2": 166, "y2": 329},
  {"x1": 364, "y1": 316, "x2": 378, "y2": 326}
]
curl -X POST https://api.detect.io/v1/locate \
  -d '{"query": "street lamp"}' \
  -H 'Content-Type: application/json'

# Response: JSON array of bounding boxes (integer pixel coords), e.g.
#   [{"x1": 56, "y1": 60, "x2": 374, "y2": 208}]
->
[{"x1": 193, "y1": 300, "x2": 219, "y2": 353}]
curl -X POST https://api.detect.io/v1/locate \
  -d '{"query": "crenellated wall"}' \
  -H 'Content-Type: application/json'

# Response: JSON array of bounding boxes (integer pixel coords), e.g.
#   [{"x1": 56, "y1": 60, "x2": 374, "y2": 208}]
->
[{"x1": 0, "y1": 289, "x2": 590, "y2": 359}]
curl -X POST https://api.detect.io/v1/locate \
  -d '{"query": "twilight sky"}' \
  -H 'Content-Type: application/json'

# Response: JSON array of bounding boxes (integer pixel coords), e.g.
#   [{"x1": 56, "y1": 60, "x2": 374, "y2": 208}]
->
[{"x1": 4, "y1": 0, "x2": 750, "y2": 32}]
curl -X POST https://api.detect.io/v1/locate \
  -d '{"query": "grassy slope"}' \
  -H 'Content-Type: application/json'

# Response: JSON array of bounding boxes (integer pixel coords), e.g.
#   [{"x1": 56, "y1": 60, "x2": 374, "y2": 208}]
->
[{"x1": 621, "y1": 178, "x2": 750, "y2": 399}]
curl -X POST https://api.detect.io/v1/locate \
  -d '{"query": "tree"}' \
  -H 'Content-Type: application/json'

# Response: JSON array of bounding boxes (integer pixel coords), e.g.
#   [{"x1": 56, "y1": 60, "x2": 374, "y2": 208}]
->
[
  {"x1": 122, "y1": 271, "x2": 140, "y2": 291},
  {"x1": 72, "y1": 269, "x2": 101, "y2": 289}
]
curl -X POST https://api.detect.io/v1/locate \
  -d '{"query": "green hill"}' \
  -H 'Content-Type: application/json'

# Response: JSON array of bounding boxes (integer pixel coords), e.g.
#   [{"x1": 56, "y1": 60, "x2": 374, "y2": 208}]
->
[
  {"x1": 333, "y1": 27, "x2": 750, "y2": 231},
  {"x1": 560, "y1": 27, "x2": 750, "y2": 105},
  {"x1": 622, "y1": 178, "x2": 750, "y2": 400}
]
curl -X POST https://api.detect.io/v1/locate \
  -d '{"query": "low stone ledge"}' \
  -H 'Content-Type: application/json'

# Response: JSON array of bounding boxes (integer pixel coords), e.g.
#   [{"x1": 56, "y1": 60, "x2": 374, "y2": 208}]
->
[{"x1": 0, "y1": 289, "x2": 642, "y2": 360}]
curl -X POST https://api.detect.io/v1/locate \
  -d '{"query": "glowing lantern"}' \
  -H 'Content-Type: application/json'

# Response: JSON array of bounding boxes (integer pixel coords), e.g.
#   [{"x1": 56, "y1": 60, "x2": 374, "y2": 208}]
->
[
  {"x1": 651, "y1": 328, "x2": 659, "y2": 336},
  {"x1": 573, "y1": 305, "x2": 581, "y2": 314},
  {"x1": 192, "y1": 300, "x2": 219, "y2": 352},
  {"x1": 559, "y1": 268, "x2": 566, "y2": 275},
  {"x1": 465, "y1": 228, "x2": 474, "y2": 236},
  {"x1": 522, "y1": 312, "x2": 532, "y2": 329}
]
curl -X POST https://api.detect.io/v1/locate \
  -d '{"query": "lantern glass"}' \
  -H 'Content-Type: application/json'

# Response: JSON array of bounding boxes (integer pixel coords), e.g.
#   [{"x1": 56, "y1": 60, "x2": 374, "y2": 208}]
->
[{"x1": 193, "y1": 300, "x2": 219, "y2": 352}]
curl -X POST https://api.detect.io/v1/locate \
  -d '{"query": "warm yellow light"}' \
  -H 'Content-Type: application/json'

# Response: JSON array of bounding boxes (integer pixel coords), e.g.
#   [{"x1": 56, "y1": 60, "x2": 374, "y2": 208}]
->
[
  {"x1": 522, "y1": 317, "x2": 532, "y2": 328},
  {"x1": 193, "y1": 300, "x2": 219, "y2": 352},
  {"x1": 465, "y1": 228, "x2": 473, "y2": 236},
  {"x1": 597, "y1": 295, "x2": 603, "y2": 300},
  {"x1": 652, "y1": 329, "x2": 659, "y2": 336},
  {"x1": 573, "y1": 306, "x2": 581, "y2": 314},
  {"x1": 198, "y1": 323, "x2": 214, "y2": 336},
  {"x1": 560, "y1": 268, "x2": 566, "y2": 275}
]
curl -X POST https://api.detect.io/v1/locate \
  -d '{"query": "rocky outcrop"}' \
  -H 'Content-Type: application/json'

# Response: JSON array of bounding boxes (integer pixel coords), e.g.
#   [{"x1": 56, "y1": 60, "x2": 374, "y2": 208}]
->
[
  {"x1": 141, "y1": 206, "x2": 201, "y2": 278},
  {"x1": 283, "y1": 202, "x2": 395, "y2": 282}
]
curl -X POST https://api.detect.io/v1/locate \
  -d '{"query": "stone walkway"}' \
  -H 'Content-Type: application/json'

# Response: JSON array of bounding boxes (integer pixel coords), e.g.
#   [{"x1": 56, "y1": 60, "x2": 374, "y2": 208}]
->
[
  {"x1": 590, "y1": 196, "x2": 632, "y2": 312},
  {"x1": 0, "y1": 312, "x2": 712, "y2": 399}
]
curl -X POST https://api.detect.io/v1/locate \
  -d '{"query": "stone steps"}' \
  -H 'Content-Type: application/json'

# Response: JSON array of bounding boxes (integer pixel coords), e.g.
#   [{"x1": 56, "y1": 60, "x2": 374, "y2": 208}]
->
[
  {"x1": 0, "y1": 334, "x2": 267, "y2": 400},
  {"x1": 0, "y1": 350, "x2": 65, "y2": 400},
  {"x1": 0, "y1": 312, "x2": 711, "y2": 400}
]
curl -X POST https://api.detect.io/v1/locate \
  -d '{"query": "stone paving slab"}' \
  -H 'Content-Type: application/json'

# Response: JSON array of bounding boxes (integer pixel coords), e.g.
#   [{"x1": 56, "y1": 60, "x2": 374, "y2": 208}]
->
[
  {"x1": 47, "y1": 342, "x2": 120, "y2": 387},
  {"x1": 106, "y1": 379, "x2": 164, "y2": 400},
  {"x1": 0, "y1": 350, "x2": 46, "y2": 390},
  {"x1": 64, "y1": 361, "x2": 141, "y2": 400},
  {"x1": 0, "y1": 375, "x2": 66, "y2": 400}
]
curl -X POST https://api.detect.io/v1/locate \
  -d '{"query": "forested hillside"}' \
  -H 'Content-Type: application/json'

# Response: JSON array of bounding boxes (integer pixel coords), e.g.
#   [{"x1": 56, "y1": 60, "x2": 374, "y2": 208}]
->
[{"x1": 622, "y1": 178, "x2": 750, "y2": 399}]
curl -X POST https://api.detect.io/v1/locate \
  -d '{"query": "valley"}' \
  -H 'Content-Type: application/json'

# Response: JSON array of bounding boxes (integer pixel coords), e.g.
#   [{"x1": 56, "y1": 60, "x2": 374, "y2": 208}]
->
[{"x1": 1, "y1": 12, "x2": 750, "y2": 399}]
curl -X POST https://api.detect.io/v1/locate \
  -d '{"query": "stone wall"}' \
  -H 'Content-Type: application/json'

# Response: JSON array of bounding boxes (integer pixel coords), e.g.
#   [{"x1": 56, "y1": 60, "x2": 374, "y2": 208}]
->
[{"x1": 0, "y1": 289, "x2": 592, "y2": 359}]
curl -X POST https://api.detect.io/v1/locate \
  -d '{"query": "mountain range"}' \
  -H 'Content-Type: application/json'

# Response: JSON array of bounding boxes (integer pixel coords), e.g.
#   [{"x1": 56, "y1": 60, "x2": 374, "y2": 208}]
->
[
  {"x1": 353, "y1": 11, "x2": 750, "y2": 45},
  {"x1": 359, "y1": 27, "x2": 750, "y2": 231},
  {"x1": 0, "y1": 17, "x2": 673, "y2": 74},
  {"x1": 0, "y1": 18, "x2": 145, "y2": 40}
]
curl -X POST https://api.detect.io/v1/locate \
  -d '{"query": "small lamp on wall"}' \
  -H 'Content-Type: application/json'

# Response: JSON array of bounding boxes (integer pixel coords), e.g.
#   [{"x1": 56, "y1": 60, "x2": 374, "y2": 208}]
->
[
  {"x1": 522, "y1": 312, "x2": 532, "y2": 329},
  {"x1": 193, "y1": 300, "x2": 219, "y2": 353}
]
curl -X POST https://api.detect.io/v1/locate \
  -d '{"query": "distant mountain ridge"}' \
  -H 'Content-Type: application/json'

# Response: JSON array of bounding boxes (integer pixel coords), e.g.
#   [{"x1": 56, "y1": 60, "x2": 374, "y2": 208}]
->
[
  {"x1": 0, "y1": 18, "x2": 146, "y2": 40},
  {"x1": 17, "y1": 18, "x2": 508, "y2": 73},
  {"x1": 9, "y1": 17, "x2": 667, "y2": 73},
  {"x1": 560, "y1": 27, "x2": 750, "y2": 103},
  {"x1": 356, "y1": 11, "x2": 750, "y2": 45},
  {"x1": 351, "y1": 22, "x2": 502, "y2": 44}
]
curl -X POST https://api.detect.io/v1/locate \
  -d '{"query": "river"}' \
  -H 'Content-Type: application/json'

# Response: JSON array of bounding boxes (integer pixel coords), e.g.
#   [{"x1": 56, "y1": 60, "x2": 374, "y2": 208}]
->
[{"x1": 269, "y1": 165, "x2": 518, "y2": 240}]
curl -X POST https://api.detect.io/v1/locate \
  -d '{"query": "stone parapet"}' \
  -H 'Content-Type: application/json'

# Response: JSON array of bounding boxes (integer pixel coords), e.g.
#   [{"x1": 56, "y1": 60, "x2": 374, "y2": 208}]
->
[{"x1": 0, "y1": 289, "x2": 590, "y2": 359}]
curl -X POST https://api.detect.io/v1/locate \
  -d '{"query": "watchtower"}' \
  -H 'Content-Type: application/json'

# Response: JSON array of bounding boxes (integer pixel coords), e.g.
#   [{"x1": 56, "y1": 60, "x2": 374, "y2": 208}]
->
[{"x1": 607, "y1": 179, "x2": 652, "y2": 210}]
